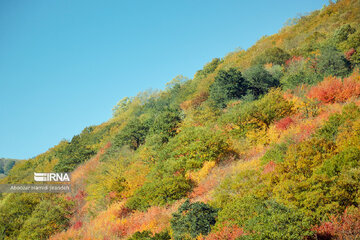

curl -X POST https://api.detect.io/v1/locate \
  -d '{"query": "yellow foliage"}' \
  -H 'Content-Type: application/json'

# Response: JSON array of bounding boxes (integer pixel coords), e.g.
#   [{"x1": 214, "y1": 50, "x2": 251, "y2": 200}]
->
[
  {"x1": 246, "y1": 127, "x2": 269, "y2": 147},
  {"x1": 186, "y1": 161, "x2": 216, "y2": 184},
  {"x1": 232, "y1": 158, "x2": 261, "y2": 174}
]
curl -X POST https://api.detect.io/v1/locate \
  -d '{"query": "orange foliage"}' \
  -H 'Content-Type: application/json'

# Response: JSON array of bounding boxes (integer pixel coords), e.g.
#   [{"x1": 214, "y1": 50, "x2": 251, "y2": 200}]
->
[
  {"x1": 275, "y1": 117, "x2": 294, "y2": 130},
  {"x1": 308, "y1": 71, "x2": 360, "y2": 103},
  {"x1": 204, "y1": 225, "x2": 245, "y2": 240},
  {"x1": 71, "y1": 142, "x2": 111, "y2": 188},
  {"x1": 180, "y1": 91, "x2": 209, "y2": 110},
  {"x1": 313, "y1": 208, "x2": 360, "y2": 240}
]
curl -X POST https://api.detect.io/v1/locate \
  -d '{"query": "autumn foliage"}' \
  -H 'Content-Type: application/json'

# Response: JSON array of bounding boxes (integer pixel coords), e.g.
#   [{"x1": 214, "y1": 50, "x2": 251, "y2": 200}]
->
[
  {"x1": 313, "y1": 208, "x2": 360, "y2": 240},
  {"x1": 308, "y1": 71, "x2": 360, "y2": 103}
]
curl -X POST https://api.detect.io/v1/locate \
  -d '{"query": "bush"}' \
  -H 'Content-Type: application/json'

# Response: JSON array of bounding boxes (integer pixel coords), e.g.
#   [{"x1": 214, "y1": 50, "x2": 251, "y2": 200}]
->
[
  {"x1": 240, "y1": 200, "x2": 313, "y2": 240},
  {"x1": 242, "y1": 89, "x2": 293, "y2": 130},
  {"x1": 160, "y1": 126, "x2": 229, "y2": 174},
  {"x1": 321, "y1": 147, "x2": 360, "y2": 177},
  {"x1": 261, "y1": 141, "x2": 290, "y2": 164},
  {"x1": 313, "y1": 207, "x2": 360, "y2": 240},
  {"x1": 128, "y1": 230, "x2": 171, "y2": 240},
  {"x1": 148, "y1": 107, "x2": 181, "y2": 144},
  {"x1": 215, "y1": 196, "x2": 313, "y2": 240},
  {"x1": 171, "y1": 200, "x2": 218, "y2": 240},
  {"x1": 307, "y1": 71, "x2": 360, "y2": 103},
  {"x1": 126, "y1": 176, "x2": 193, "y2": 211}
]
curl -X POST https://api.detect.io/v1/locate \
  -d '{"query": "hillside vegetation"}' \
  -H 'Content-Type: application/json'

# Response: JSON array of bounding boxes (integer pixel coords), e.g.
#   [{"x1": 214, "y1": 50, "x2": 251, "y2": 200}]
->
[
  {"x1": 0, "y1": 158, "x2": 21, "y2": 179},
  {"x1": 1, "y1": 0, "x2": 360, "y2": 239}
]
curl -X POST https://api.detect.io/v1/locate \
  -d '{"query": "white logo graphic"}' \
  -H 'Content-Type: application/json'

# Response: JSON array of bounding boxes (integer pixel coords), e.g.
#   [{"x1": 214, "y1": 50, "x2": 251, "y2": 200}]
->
[{"x1": 34, "y1": 173, "x2": 70, "y2": 182}]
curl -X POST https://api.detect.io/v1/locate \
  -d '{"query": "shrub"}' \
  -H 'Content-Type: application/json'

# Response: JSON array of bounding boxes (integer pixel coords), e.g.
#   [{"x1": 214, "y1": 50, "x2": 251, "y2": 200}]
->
[
  {"x1": 261, "y1": 141, "x2": 290, "y2": 164},
  {"x1": 331, "y1": 24, "x2": 356, "y2": 45},
  {"x1": 275, "y1": 117, "x2": 294, "y2": 130},
  {"x1": 308, "y1": 71, "x2": 360, "y2": 103},
  {"x1": 126, "y1": 176, "x2": 193, "y2": 211},
  {"x1": 215, "y1": 196, "x2": 313, "y2": 240},
  {"x1": 205, "y1": 225, "x2": 245, "y2": 240},
  {"x1": 53, "y1": 128, "x2": 98, "y2": 172},
  {"x1": 313, "y1": 208, "x2": 360, "y2": 240},
  {"x1": 240, "y1": 200, "x2": 313, "y2": 240},
  {"x1": 128, "y1": 230, "x2": 171, "y2": 240},
  {"x1": 321, "y1": 147, "x2": 360, "y2": 177},
  {"x1": 160, "y1": 126, "x2": 229, "y2": 174},
  {"x1": 171, "y1": 200, "x2": 218, "y2": 240}
]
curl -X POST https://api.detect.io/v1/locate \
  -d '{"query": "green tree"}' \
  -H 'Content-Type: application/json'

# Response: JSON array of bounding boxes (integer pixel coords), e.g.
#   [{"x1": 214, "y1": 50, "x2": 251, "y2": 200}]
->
[
  {"x1": 317, "y1": 45, "x2": 351, "y2": 77},
  {"x1": 53, "y1": 128, "x2": 97, "y2": 172},
  {"x1": 331, "y1": 24, "x2": 356, "y2": 45},
  {"x1": 171, "y1": 200, "x2": 218, "y2": 240},
  {"x1": 17, "y1": 198, "x2": 74, "y2": 240},
  {"x1": 281, "y1": 58, "x2": 321, "y2": 89},
  {"x1": 112, "y1": 96, "x2": 132, "y2": 117},
  {"x1": 113, "y1": 117, "x2": 151, "y2": 150},
  {"x1": 252, "y1": 47, "x2": 290, "y2": 65},
  {"x1": 0, "y1": 193, "x2": 40, "y2": 239},
  {"x1": 209, "y1": 68, "x2": 248, "y2": 108},
  {"x1": 243, "y1": 65, "x2": 280, "y2": 98}
]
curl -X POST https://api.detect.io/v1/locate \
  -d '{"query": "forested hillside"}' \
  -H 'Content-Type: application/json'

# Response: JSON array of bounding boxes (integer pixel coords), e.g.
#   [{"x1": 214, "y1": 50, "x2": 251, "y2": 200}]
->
[{"x1": 1, "y1": 0, "x2": 360, "y2": 239}]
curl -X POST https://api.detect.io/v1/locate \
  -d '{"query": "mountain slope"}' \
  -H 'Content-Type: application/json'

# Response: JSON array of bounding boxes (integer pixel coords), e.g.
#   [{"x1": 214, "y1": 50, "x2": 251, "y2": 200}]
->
[{"x1": 1, "y1": 0, "x2": 360, "y2": 239}]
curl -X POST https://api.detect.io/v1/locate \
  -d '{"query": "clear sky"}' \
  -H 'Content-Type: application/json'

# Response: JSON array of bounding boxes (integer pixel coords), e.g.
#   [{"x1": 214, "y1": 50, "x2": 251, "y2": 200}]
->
[{"x1": 0, "y1": 0, "x2": 328, "y2": 159}]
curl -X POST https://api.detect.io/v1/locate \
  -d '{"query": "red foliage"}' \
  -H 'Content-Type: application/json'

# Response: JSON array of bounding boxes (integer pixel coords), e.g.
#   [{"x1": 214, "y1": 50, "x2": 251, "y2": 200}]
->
[
  {"x1": 345, "y1": 48, "x2": 356, "y2": 60},
  {"x1": 275, "y1": 117, "x2": 294, "y2": 130},
  {"x1": 296, "y1": 123, "x2": 317, "y2": 142},
  {"x1": 73, "y1": 221, "x2": 83, "y2": 230},
  {"x1": 313, "y1": 208, "x2": 360, "y2": 240},
  {"x1": 308, "y1": 73, "x2": 360, "y2": 103},
  {"x1": 205, "y1": 225, "x2": 245, "y2": 240},
  {"x1": 262, "y1": 161, "x2": 277, "y2": 174}
]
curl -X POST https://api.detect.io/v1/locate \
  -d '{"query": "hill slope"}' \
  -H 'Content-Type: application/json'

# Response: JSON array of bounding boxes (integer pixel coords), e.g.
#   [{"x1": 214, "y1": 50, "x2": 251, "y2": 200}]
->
[{"x1": 1, "y1": 0, "x2": 360, "y2": 239}]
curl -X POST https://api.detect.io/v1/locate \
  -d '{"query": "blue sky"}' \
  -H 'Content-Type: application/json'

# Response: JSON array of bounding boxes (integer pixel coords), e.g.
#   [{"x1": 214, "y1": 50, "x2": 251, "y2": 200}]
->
[{"x1": 0, "y1": 0, "x2": 328, "y2": 159}]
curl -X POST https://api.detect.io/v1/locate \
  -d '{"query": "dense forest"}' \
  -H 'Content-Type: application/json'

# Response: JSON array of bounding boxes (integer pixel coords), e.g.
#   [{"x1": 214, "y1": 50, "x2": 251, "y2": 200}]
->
[{"x1": 1, "y1": 0, "x2": 360, "y2": 239}]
